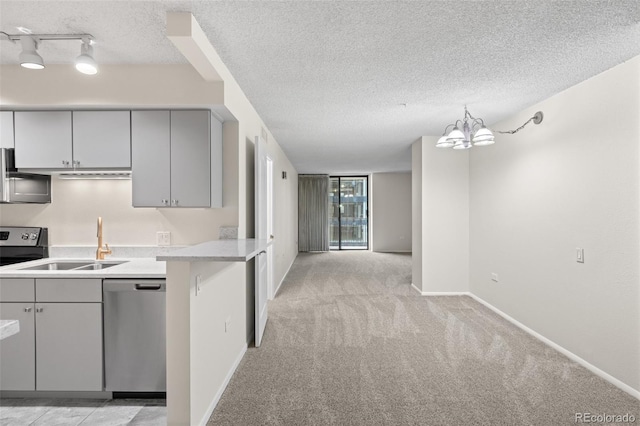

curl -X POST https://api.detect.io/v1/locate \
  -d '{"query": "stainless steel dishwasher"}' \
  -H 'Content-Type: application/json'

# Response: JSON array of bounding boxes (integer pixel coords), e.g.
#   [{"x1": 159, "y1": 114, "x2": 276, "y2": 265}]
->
[{"x1": 103, "y1": 279, "x2": 166, "y2": 392}]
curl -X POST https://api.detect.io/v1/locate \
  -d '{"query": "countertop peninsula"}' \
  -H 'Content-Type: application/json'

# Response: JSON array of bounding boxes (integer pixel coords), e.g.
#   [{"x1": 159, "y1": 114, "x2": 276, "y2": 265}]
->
[{"x1": 156, "y1": 238, "x2": 271, "y2": 262}]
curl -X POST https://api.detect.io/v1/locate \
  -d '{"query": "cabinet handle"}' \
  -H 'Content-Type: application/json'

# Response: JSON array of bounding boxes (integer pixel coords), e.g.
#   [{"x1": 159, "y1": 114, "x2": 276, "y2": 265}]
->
[
  {"x1": 62, "y1": 160, "x2": 70, "y2": 167},
  {"x1": 162, "y1": 199, "x2": 169, "y2": 205},
  {"x1": 36, "y1": 307, "x2": 43, "y2": 313},
  {"x1": 172, "y1": 199, "x2": 178, "y2": 206},
  {"x1": 24, "y1": 307, "x2": 32, "y2": 313},
  {"x1": 73, "y1": 160, "x2": 80, "y2": 168}
]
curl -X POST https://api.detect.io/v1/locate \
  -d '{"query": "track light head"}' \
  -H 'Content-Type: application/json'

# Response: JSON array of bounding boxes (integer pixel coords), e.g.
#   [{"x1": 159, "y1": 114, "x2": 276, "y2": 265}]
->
[
  {"x1": 75, "y1": 39, "x2": 98, "y2": 75},
  {"x1": 19, "y1": 36, "x2": 44, "y2": 70}
]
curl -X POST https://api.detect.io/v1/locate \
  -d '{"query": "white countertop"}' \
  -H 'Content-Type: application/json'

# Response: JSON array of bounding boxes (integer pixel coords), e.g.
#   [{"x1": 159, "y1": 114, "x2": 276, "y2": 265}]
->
[
  {"x1": 0, "y1": 320, "x2": 19, "y2": 340},
  {"x1": 0, "y1": 257, "x2": 166, "y2": 278},
  {"x1": 157, "y1": 239, "x2": 272, "y2": 262}
]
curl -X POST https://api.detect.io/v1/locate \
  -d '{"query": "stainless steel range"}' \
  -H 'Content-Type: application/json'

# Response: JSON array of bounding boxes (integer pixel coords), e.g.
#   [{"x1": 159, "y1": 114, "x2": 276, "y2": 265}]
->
[{"x1": 0, "y1": 226, "x2": 49, "y2": 266}]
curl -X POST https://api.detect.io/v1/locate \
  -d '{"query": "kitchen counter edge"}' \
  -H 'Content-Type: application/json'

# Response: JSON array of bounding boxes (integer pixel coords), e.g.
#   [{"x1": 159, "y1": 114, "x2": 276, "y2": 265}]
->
[
  {"x1": 156, "y1": 239, "x2": 272, "y2": 262},
  {"x1": 0, "y1": 258, "x2": 165, "y2": 279}
]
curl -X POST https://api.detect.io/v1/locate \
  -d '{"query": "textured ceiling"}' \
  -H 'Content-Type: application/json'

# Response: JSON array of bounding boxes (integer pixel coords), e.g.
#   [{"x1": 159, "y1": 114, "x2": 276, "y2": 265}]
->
[{"x1": 1, "y1": 1, "x2": 639, "y2": 173}]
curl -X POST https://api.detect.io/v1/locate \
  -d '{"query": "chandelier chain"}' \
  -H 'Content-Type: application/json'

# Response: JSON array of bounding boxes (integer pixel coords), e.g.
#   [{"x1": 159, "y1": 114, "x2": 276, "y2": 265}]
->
[{"x1": 496, "y1": 116, "x2": 535, "y2": 134}]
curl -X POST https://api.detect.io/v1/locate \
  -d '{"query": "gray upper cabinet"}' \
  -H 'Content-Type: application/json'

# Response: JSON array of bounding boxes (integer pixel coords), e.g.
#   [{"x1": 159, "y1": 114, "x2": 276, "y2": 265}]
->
[
  {"x1": 72, "y1": 111, "x2": 131, "y2": 169},
  {"x1": 14, "y1": 110, "x2": 131, "y2": 170},
  {"x1": 0, "y1": 111, "x2": 15, "y2": 149},
  {"x1": 131, "y1": 111, "x2": 172, "y2": 207},
  {"x1": 132, "y1": 110, "x2": 221, "y2": 208},
  {"x1": 170, "y1": 110, "x2": 210, "y2": 207},
  {"x1": 14, "y1": 111, "x2": 73, "y2": 169}
]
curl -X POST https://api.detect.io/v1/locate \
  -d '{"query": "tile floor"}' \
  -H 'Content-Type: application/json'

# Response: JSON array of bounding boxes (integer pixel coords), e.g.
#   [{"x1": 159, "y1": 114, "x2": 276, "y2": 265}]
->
[{"x1": 0, "y1": 398, "x2": 166, "y2": 426}]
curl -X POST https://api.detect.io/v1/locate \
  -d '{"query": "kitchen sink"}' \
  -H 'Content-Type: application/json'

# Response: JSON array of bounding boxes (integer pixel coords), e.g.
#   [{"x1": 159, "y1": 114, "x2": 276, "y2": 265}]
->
[
  {"x1": 18, "y1": 260, "x2": 128, "y2": 271},
  {"x1": 74, "y1": 261, "x2": 126, "y2": 271}
]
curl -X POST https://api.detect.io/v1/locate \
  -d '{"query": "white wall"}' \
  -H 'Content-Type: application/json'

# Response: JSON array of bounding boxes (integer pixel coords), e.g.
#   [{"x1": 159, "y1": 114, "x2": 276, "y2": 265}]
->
[
  {"x1": 412, "y1": 136, "x2": 469, "y2": 293},
  {"x1": 166, "y1": 260, "x2": 247, "y2": 425},
  {"x1": 469, "y1": 56, "x2": 640, "y2": 391},
  {"x1": 372, "y1": 172, "x2": 411, "y2": 252}
]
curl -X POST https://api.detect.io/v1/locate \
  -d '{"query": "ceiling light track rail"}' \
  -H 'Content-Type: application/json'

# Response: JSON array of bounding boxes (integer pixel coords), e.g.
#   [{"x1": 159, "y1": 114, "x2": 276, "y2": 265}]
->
[{"x1": 1, "y1": 31, "x2": 94, "y2": 42}]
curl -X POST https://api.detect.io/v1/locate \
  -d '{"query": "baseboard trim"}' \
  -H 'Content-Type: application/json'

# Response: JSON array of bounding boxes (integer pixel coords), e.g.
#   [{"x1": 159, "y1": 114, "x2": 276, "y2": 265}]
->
[
  {"x1": 197, "y1": 343, "x2": 248, "y2": 426},
  {"x1": 274, "y1": 255, "x2": 296, "y2": 297},
  {"x1": 410, "y1": 283, "x2": 470, "y2": 297},
  {"x1": 468, "y1": 293, "x2": 640, "y2": 400}
]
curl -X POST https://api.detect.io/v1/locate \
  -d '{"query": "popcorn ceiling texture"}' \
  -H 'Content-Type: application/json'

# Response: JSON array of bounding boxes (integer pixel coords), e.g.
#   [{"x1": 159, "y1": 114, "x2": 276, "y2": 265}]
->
[{"x1": 1, "y1": 1, "x2": 639, "y2": 173}]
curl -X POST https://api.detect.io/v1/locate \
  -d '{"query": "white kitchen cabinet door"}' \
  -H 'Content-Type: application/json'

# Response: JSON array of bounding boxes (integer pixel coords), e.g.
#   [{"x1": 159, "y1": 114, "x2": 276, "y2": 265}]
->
[
  {"x1": 0, "y1": 111, "x2": 14, "y2": 149},
  {"x1": 131, "y1": 111, "x2": 171, "y2": 207},
  {"x1": 0, "y1": 303, "x2": 36, "y2": 391},
  {"x1": 170, "y1": 110, "x2": 211, "y2": 207},
  {"x1": 35, "y1": 302, "x2": 103, "y2": 391},
  {"x1": 73, "y1": 111, "x2": 131, "y2": 169},
  {"x1": 14, "y1": 111, "x2": 73, "y2": 169}
]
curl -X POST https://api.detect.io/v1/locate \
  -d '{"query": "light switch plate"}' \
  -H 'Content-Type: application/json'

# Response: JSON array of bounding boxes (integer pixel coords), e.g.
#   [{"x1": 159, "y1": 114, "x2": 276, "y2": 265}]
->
[
  {"x1": 576, "y1": 248, "x2": 584, "y2": 263},
  {"x1": 195, "y1": 274, "x2": 202, "y2": 295},
  {"x1": 157, "y1": 231, "x2": 171, "y2": 246}
]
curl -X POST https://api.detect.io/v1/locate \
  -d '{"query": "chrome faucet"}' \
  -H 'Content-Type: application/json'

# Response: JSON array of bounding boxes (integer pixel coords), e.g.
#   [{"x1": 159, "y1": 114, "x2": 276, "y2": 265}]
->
[{"x1": 96, "y1": 216, "x2": 112, "y2": 260}]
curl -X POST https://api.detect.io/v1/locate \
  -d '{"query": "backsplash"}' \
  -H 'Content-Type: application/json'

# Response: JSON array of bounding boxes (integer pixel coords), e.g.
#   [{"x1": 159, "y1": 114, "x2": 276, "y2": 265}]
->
[{"x1": 0, "y1": 178, "x2": 237, "y2": 246}]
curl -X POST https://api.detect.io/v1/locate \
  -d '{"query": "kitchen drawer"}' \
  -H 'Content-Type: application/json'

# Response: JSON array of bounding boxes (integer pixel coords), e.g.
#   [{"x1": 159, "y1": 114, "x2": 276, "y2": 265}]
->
[
  {"x1": 36, "y1": 279, "x2": 102, "y2": 302},
  {"x1": 0, "y1": 278, "x2": 35, "y2": 302}
]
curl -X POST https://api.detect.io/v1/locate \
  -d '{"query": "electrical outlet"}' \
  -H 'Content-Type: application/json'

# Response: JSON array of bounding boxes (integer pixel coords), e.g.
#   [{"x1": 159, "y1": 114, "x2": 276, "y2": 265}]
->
[
  {"x1": 157, "y1": 231, "x2": 171, "y2": 246},
  {"x1": 225, "y1": 316, "x2": 231, "y2": 332},
  {"x1": 195, "y1": 274, "x2": 202, "y2": 295},
  {"x1": 491, "y1": 273, "x2": 499, "y2": 282},
  {"x1": 576, "y1": 248, "x2": 584, "y2": 263}
]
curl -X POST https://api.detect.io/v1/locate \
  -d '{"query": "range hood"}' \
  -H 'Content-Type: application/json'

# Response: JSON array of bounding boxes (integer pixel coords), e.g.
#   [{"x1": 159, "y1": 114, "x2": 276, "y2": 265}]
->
[{"x1": 0, "y1": 149, "x2": 51, "y2": 204}]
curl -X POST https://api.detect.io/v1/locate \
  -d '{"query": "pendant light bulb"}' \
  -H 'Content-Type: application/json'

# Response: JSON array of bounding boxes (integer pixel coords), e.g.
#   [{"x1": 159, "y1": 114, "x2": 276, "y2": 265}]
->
[
  {"x1": 75, "y1": 40, "x2": 98, "y2": 75},
  {"x1": 19, "y1": 36, "x2": 44, "y2": 70}
]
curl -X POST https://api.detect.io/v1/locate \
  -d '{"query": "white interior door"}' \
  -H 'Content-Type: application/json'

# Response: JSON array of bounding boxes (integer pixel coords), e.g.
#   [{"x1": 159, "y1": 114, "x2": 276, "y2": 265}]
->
[
  {"x1": 255, "y1": 135, "x2": 269, "y2": 347},
  {"x1": 267, "y1": 157, "x2": 275, "y2": 300}
]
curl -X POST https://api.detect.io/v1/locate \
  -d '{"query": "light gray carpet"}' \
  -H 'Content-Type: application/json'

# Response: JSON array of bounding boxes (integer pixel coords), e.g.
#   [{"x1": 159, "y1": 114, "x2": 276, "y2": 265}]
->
[{"x1": 208, "y1": 252, "x2": 639, "y2": 425}]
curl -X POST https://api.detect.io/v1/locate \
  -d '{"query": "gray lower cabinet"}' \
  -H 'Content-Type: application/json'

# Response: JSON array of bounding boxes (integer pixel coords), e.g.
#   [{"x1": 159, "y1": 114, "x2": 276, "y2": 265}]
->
[
  {"x1": 0, "y1": 277, "x2": 103, "y2": 391},
  {"x1": 0, "y1": 301, "x2": 36, "y2": 390},
  {"x1": 132, "y1": 110, "x2": 222, "y2": 208},
  {"x1": 35, "y1": 302, "x2": 103, "y2": 391}
]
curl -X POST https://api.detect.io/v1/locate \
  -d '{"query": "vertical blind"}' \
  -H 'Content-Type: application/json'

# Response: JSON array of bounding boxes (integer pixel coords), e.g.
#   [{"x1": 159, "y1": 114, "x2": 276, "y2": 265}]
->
[{"x1": 298, "y1": 174, "x2": 330, "y2": 252}]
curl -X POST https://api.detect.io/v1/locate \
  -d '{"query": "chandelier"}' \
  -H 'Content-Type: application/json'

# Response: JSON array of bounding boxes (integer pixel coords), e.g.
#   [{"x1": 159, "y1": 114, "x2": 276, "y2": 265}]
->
[{"x1": 436, "y1": 106, "x2": 544, "y2": 150}]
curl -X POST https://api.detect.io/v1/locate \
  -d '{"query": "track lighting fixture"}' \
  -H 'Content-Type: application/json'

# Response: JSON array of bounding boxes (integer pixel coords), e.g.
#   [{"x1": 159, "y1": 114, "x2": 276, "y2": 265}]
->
[
  {"x1": 18, "y1": 36, "x2": 44, "y2": 69},
  {"x1": 1, "y1": 31, "x2": 98, "y2": 75},
  {"x1": 75, "y1": 39, "x2": 98, "y2": 75}
]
